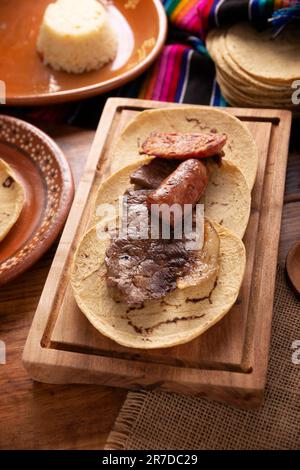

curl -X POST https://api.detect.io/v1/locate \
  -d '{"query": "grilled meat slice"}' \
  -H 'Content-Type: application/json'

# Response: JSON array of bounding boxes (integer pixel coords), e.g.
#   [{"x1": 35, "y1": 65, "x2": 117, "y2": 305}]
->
[
  {"x1": 140, "y1": 131, "x2": 227, "y2": 159},
  {"x1": 130, "y1": 158, "x2": 180, "y2": 189},
  {"x1": 105, "y1": 235, "x2": 189, "y2": 307}
]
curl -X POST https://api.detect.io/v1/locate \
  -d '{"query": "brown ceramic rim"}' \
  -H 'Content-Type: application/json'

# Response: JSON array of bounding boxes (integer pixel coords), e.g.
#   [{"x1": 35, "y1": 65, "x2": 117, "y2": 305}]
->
[
  {"x1": 5, "y1": 0, "x2": 167, "y2": 106},
  {"x1": 0, "y1": 115, "x2": 74, "y2": 285},
  {"x1": 285, "y1": 241, "x2": 300, "y2": 296}
]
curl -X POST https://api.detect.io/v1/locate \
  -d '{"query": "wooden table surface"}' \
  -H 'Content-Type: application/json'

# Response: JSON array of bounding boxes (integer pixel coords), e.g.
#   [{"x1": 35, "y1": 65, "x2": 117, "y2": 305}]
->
[{"x1": 0, "y1": 117, "x2": 299, "y2": 450}]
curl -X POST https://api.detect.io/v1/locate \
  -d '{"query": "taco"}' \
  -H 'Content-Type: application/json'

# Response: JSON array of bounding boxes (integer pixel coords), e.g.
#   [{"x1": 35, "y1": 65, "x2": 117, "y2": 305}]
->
[
  {"x1": 110, "y1": 106, "x2": 258, "y2": 190},
  {"x1": 71, "y1": 114, "x2": 249, "y2": 349},
  {"x1": 93, "y1": 157, "x2": 251, "y2": 239},
  {"x1": 71, "y1": 220, "x2": 245, "y2": 349}
]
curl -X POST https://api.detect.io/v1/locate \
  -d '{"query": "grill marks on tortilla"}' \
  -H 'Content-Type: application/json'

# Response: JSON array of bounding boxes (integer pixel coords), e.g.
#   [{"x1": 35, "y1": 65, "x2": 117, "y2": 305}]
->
[
  {"x1": 122, "y1": 313, "x2": 207, "y2": 336},
  {"x1": 185, "y1": 278, "x2": 218, "y2": 305},
  {"x1": 121, "y1": 280, "x2": 218, "y2": 336}
]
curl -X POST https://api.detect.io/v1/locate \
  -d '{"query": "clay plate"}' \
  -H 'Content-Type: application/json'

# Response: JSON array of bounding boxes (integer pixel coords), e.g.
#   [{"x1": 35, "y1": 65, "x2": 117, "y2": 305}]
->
[
  {"x1": 286, "y1": 241, "x2": 300, "y2": 296},
  {"x1": 0, "y1": 0, "x2": 167, "y2": 106},
  {"x1": 0, "y1": 116, "x2": 74, "y2": 285}
]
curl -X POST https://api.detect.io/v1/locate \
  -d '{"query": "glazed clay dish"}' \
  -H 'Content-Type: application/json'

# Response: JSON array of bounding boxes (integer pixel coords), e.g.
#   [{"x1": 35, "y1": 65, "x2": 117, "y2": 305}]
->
[
  {"x1": 0, "y1": 116, "x2": 74, "y2": 285},
  {"x1": 0, "y1": 0, "x2": 167, "y2": 105}
]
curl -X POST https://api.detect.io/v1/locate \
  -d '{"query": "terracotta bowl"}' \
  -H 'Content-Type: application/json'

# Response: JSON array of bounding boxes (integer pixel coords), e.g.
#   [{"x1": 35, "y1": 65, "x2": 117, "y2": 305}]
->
[
  {"x1": 0, "y1": 116, "x2": 74, "y2": 285},
  {"x1": 286, "y1": 241, "x2": 300, "y2": 296},
  {"x1": 0, "y1": 0, "x2": 167, "y2": 105}
]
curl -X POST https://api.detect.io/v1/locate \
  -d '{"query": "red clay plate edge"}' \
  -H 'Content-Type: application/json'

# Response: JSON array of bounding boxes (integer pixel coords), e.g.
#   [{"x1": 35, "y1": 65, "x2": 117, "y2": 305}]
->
[
  {"x1": 0, "y1": 116, "x2": 75, "y2": 285},
  {"x1": 5, "y1": 0, "x2": 168, "y2": 106}
]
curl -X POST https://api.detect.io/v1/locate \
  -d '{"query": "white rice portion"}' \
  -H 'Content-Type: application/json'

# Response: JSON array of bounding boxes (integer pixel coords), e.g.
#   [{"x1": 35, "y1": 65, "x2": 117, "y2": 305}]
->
[{"x1": 37, "y1": 0, "x2": 118, "y2": 74}]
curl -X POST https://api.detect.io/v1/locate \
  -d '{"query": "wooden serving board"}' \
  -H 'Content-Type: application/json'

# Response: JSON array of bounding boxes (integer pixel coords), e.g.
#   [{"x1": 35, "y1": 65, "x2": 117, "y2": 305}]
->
[{"x1": 23, "y1": 98, "x2": 291, "y2": 408}]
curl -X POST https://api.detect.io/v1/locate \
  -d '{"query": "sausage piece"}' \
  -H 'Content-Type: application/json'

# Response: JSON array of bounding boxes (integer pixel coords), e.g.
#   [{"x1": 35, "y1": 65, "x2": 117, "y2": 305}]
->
[
  {"x1": 140, "y1": 131, "x2": 227, "y2": 159},
  {"x1": 147, "y1": 159, "x2": 208, "y2": 221}
]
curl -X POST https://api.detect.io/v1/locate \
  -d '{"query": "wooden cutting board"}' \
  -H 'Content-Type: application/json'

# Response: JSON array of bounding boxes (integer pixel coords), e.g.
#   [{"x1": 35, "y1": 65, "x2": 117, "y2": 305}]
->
[{"x1": 22, "y1": 98, "x2": 291, "y2": 408}]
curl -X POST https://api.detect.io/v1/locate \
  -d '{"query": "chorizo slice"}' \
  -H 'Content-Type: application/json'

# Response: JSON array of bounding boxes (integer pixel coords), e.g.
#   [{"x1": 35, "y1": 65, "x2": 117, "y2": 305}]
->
[
  {"x1": 140, "y1": 131, "x2": 227, "y2": 159},
  {"x1": 147, "y1": 159, "x2": 208, "y2": 213}
]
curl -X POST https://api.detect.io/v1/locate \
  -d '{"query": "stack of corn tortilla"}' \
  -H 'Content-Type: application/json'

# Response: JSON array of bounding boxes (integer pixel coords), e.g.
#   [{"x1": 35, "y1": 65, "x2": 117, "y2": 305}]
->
[{"x1": 207, "y1": 23, "x2": 300, "y2": 115}]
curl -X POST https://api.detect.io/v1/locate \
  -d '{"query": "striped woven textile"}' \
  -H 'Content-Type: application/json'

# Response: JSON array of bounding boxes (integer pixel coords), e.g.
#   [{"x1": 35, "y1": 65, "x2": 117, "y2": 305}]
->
[
  {"x1": 122, "y1": 41, "x2": 222, "y2": 106},
  {"x1": 120, "y1": 0, "x2": 298, "y2": 107},
  {"x1": 121, "y1": 0, "x2": 222, "y2": 106},
  {"x1": 198, "y1": 0, "x2": 299, "y2": 37},
  {"x1": 162, "y1": 0, "x2": 298, "y2": 36},
  {"x1": 164, "y1": 0, "x2": 203, "y2": 33}
]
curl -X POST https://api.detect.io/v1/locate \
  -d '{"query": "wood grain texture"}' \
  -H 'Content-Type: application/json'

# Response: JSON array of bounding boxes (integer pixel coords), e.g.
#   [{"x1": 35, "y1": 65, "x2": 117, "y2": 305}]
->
[
  {"x1": 21, "y1": 99, "x2": 292, "y2": 409},
  {"x1": 0, "y1": 125, "x2": 127, "y2": 450},
  {"x1": 0, "y1": 105, "x2": 298, "y2": 449}
]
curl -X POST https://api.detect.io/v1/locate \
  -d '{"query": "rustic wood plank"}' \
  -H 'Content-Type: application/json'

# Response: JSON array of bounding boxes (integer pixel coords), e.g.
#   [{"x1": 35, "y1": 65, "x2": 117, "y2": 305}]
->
[
  {"x1": 49, "y1": 120, "x2": 271, "y2": 373},
  {"x1": 0, "y1": 105, "x2": 298, "y2": 449},
  {"x1": 21, "y1": 98, "x2": 291, "y2": 408},
  {"x1": 241, "y1": 110, "x2": 291, "y2": 376}
]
